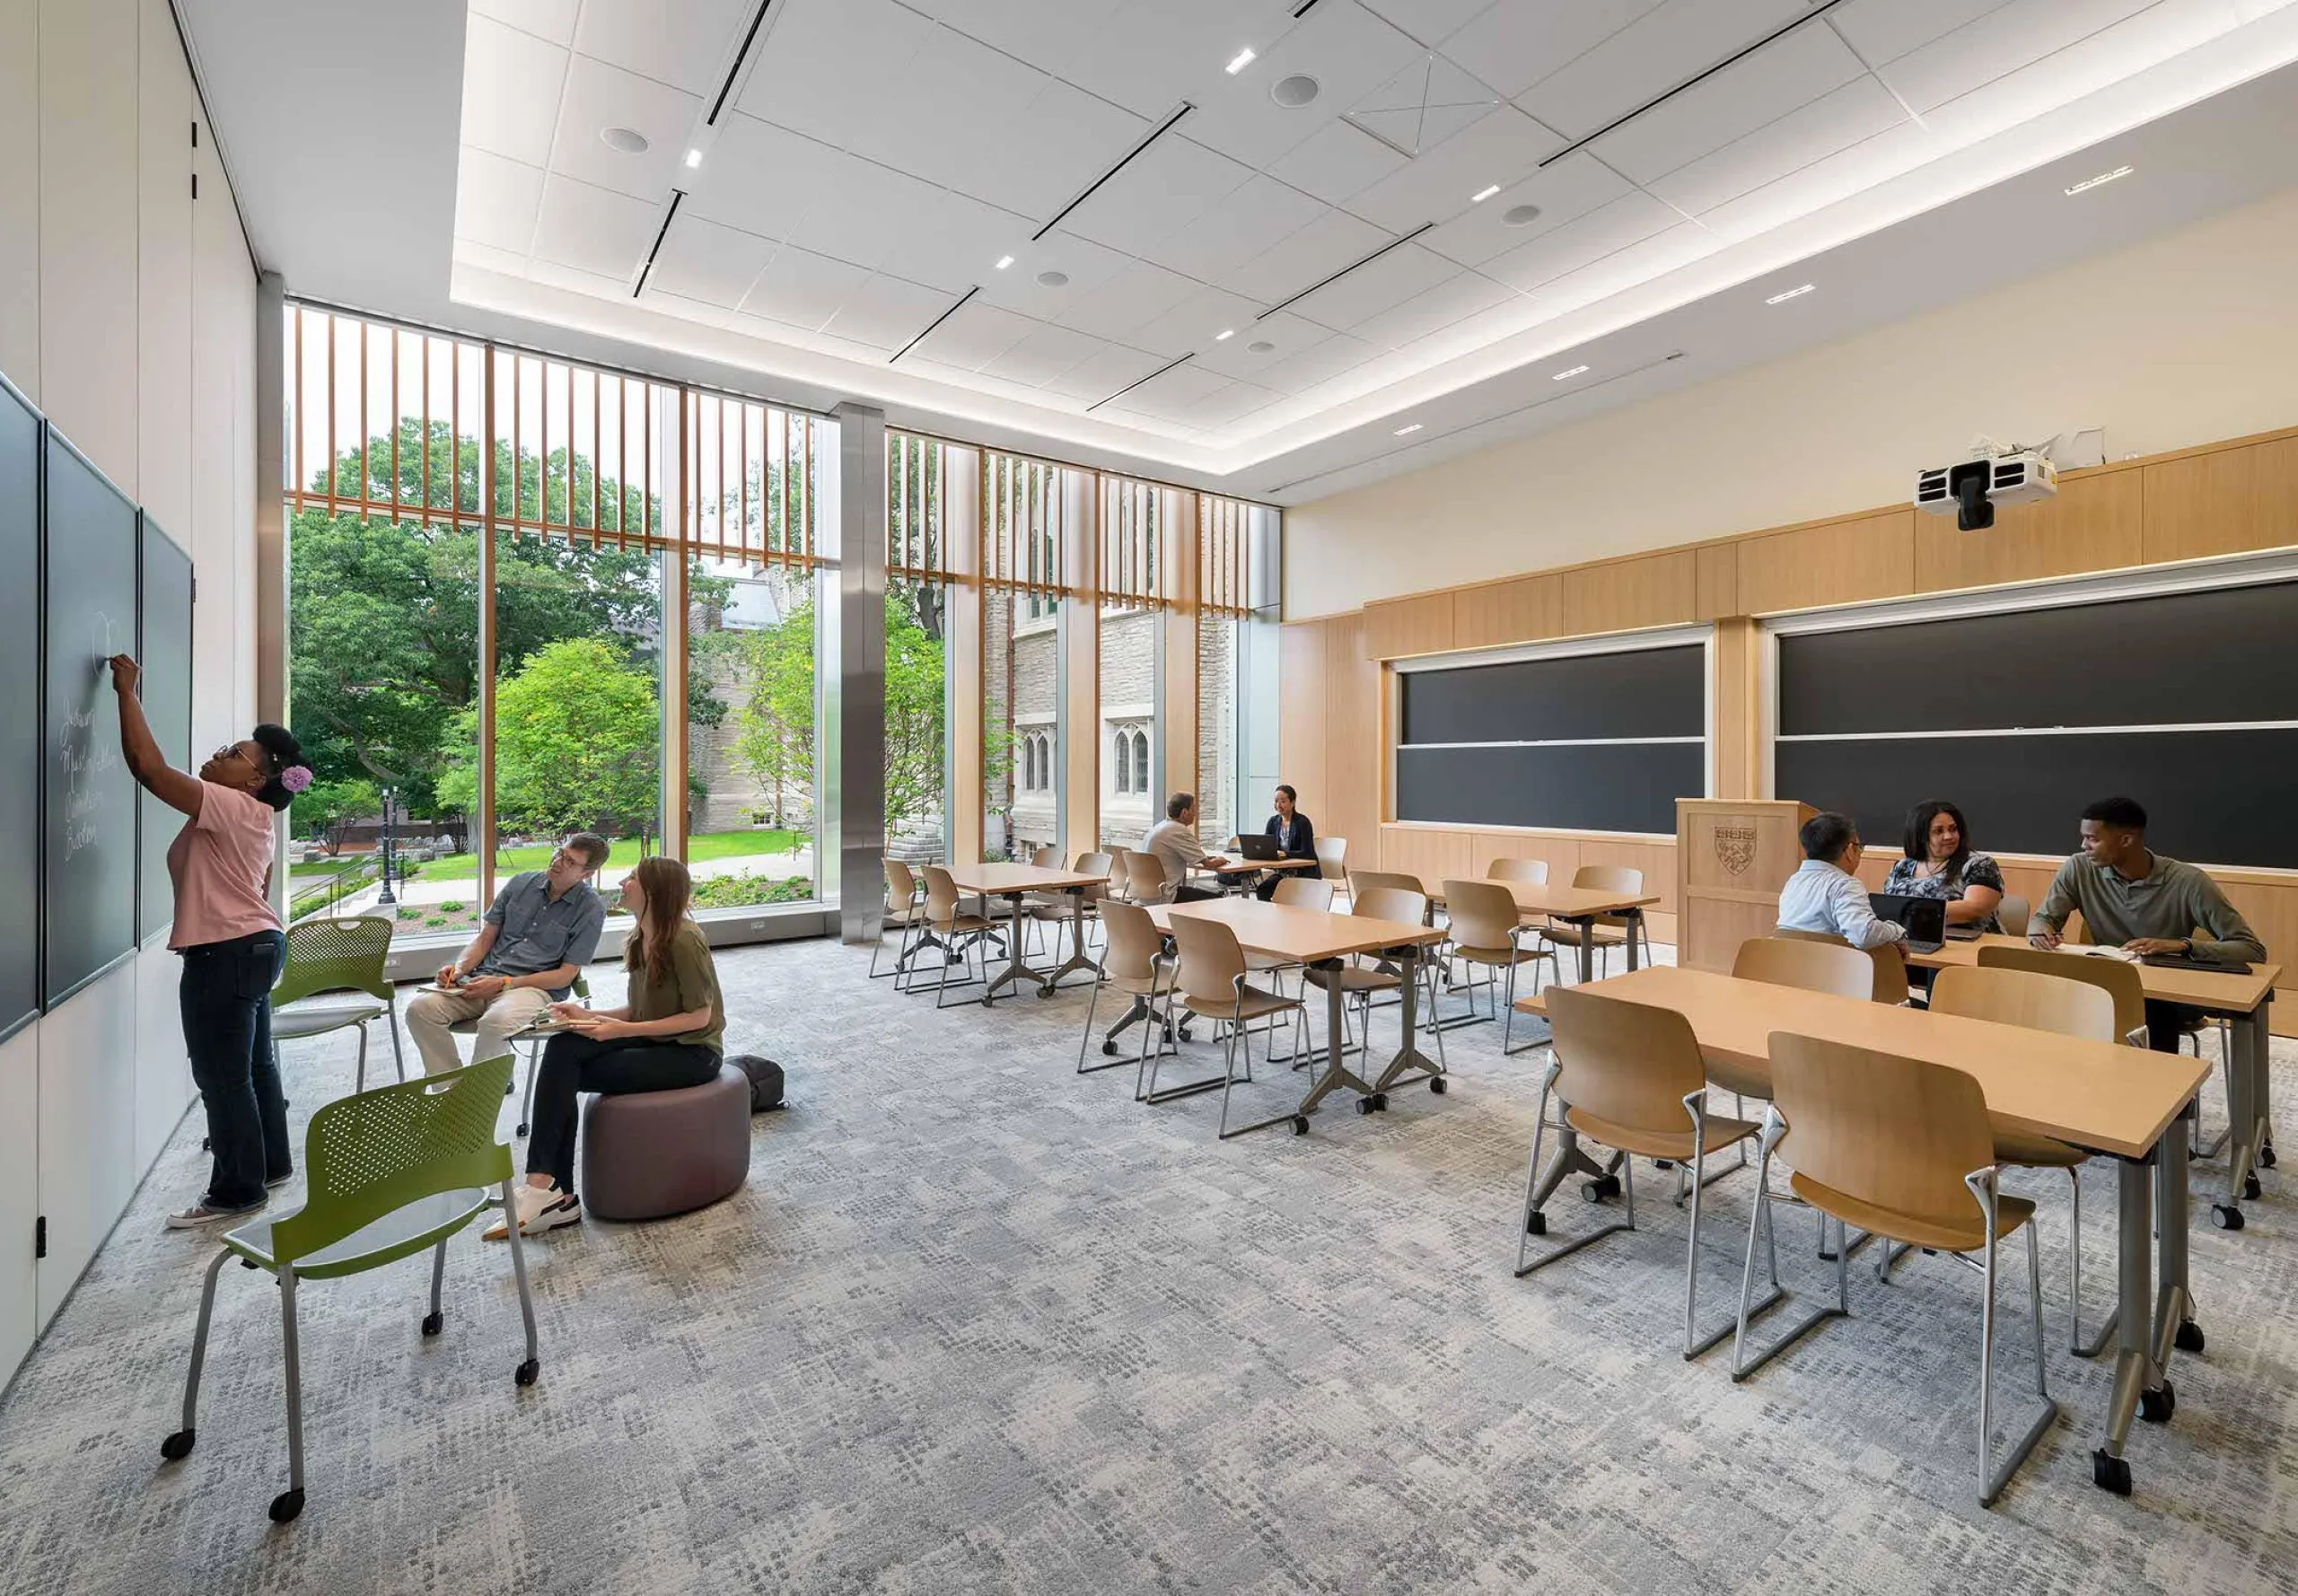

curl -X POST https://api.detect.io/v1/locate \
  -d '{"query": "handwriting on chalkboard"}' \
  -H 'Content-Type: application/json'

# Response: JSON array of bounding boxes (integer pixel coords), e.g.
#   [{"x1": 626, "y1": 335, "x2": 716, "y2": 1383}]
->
[{"x1": 58, "y1": 612, "x2": 122, "y2": 861}]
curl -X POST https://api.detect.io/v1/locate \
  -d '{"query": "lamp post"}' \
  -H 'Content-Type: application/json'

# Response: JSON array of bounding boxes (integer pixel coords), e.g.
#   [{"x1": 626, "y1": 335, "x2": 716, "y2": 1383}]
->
[{"x1": 376, "y1": 785, "x2": 399, "y2": 907}]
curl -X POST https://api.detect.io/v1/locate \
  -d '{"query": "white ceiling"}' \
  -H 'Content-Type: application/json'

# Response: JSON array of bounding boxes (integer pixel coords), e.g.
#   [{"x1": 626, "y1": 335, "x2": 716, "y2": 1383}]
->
[{"x1": 180, "y1": 0, "x2": 2298, "y2": 499}]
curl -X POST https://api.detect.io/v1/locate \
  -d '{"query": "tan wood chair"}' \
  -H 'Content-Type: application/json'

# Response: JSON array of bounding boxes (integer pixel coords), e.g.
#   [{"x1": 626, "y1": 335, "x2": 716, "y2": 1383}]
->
[
  {"x1": 1163, "y1": 911, "x2": 1309, "y2": 1139},
  {"x1": 1487, "y1": 857, "x2": 1550, "y2": 884},
  {"x1": 1078, "y1": 899, "x2": 1178, "y2": 1088},
  {"x1": 872, "y1": 858, "x2": 928, "y2": 985},
  {"x1": 1442, "y1": 879, "x2": 1558, "y2": 1055},
  {"x1": 1725, "y1": 937, "x2": 1875, "y2": 1105},
  {"x1": 1121, "y1": 849, "x2": 1170, "y2": 907},
  {"x1": 919, "y1": 866, "x2": 998, "y2": 1008},
  {"x1": 1540, "y1": 864, "x2": 1648, "y2": 977},
  {"x1": 1520, "y1": 987, "x2": 1772, "y2": 1357},
  {"x1": 1104, "y1": 852, "x2": 1131, "y2": 904},
  {"x1": 1931, "y1": 964, "x2": 2112, "y2": 1354},
  {"x1": 1245, "y1": 875, "x2": 1336, "y2": 987},
  {"x1": 1349, "y1": 869, "x2": 1425, "y2": 899},
  {"x1": 1996, "y1": 894, "x2": 2031, "y2": 937},
  {"x1": 1302, "y1": 888, "x2": 1448, "y2": 1079},
  {"x1": 1731, "y1": 1031, "x2": 2056, "y2": 1507},
  {"x1": 1773, "y1": 927, "x2": 1910, "y2": 1004},
  {"x1": 1315, "y1": 836, "x2": 1349, "y2": 906}
]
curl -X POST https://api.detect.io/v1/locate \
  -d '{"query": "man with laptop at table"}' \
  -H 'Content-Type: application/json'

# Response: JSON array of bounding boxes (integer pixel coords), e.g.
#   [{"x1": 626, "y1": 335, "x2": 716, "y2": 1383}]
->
[
  {"x1": 2028, "y1": 795, "x2": 2265, "y2": 1053},
  {"x1": 1777, "y1": 811, "x2": 1911, "y2": 951}
]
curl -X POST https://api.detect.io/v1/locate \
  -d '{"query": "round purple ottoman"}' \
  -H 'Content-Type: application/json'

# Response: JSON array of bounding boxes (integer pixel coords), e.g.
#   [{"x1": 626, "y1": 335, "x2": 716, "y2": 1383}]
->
[{"x1": 579, "y1": 1064, "x2": 752, "y2": 1221}]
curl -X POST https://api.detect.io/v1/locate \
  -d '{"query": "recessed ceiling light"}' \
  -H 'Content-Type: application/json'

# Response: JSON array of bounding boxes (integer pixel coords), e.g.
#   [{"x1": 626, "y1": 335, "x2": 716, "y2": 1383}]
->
[
  {"x1": 2065, "y1": 164, "x2": 2134, "y2": 196},
  {"x1": 684, "y1": 147, "x2": 703, "y2": 169},
  {"x1": 1215, "y1": 329, "x2": 1234, "y2": 341},
  {"x1": 1470, "y1": 184, "x2": 1501, "y2": 204},
  {"x1": 1035, "y1": 269, "x2": 1069, "y2": 288},
  {"x1": 1393, "y1": 423, "x2": 1422, "y2": 436},
  {"x1": 1247, "y1": 340, "x2": 1275, "y2": 354},
  {"x1": 1225, "y1": 47, "x2": 1255, "y2": 75},
  {"x1": 600, "y1": 127, "x2": 650, "y2": 154},
  {"x1": 1765, "y1": 283, "x2": 1816, "y2": 305},
  {"x1": 995, "y1": 255, "x2": 1014, "y2": 270},
  {"x1": 1271, "y1": 74, "x2": 1319, "y2": 108},
  {"x1": 1552, "y1": 364, "x2": 1589, "y2": 381},
  {"x1": 1501, "y1": 204, "x2": 1542, "y2": 228}
]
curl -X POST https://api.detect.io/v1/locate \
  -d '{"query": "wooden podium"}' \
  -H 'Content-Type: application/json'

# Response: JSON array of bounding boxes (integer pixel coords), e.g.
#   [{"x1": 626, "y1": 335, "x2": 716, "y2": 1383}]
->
[{"x1": 1677, "y1": 799, "x2": 1816, "y2": 973}]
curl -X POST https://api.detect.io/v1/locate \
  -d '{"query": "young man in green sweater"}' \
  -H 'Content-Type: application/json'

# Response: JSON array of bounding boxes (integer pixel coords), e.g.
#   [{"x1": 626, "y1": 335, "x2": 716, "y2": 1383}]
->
[{"x1": 2029, "y1": 794, "x2": 2266, "y2": 1052}]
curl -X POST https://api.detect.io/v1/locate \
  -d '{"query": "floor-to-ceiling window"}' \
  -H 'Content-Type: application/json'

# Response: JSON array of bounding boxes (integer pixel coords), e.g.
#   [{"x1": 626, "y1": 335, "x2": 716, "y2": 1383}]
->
[
  {"x1": 1097, "y1": 476, "x2": 1162, "y2": 855},
  {"x1": 1197, "y1": 494, "x2": 1282, "y2": 844},
  {"x1": 887, "y1": 432, "x2": 953, "y2": 864},
  {"x1": 982, "y1": 452, "x2": 1066, "y2": 864}
]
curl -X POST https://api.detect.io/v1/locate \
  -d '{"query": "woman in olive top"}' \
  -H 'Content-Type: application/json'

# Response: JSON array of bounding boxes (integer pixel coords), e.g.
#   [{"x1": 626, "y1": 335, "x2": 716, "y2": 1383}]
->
[
  {"x1": 489, "y1": 855, "x2": 725, "y2": 1239},
  {"x1": 108, "y1": 654, "x2": 312, "y2": 1227},
  {"x1": 1882, "y1": 799, "x2": 2006, "y2": 933}
]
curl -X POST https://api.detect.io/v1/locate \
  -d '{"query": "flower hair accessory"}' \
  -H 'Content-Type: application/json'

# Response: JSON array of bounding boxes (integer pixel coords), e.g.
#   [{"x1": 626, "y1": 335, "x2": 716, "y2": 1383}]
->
[{"x1": 280, "y1": 765, "x2": 314, "y2": 794}]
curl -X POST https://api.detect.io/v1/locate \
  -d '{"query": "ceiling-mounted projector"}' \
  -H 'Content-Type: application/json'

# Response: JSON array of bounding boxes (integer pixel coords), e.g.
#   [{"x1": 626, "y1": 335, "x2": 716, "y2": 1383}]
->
[{"x1": 1915, "y1": 446, "x2": 2057, "y2": 531}]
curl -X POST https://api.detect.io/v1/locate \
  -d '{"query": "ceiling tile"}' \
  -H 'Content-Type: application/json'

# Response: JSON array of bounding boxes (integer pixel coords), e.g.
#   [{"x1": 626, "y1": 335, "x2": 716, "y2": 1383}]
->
[
  {"x1": 1343, "y1": 103, "x2": 1565, "y2": 233},
  {"x1": 1187, "y1": 1, "x2": 1427, "y2": 171},
  {"x1": 683, "y1": 113, "x2": 845, "y2": 241},
  {"x1": 1286, "y1": 240, "x2": 1460, "y2": 329},
  {"x1": 740, "y1": 243, "x2": 873, "y2": 331},
  {"x1": 1418, "y1": 150, "x2": 1633, "y2": 266},
  {"x1": 1053, "y1": 0, "x2": 1282, "y2": 119},
  {"x1": 1511, "y1": 217, "x2": 1715, "y2": 319},
  {"x1": 1344, "y1": 51, "x2": 1501, "y2": 159},
  {"x1": 821, "y1": 274, "x2": 961, "y2": 351},
  {"x1": 452, "y1": 236, "x2": 533, "y2": 279},
  {"x1": 982, "y1": 322, "x2": 1109, "y2": 386},
  {"x1": 1267, "y1": 119, "x2": 1411, "y2": 206},
  {"x1": 1061, "y1": 135, "x2": 1257, "y2": 259},
  {"x1": 1142, "y1": 174, "x2": 1331, "y2": 283},
  {"x1": 1587, "y1": 20, "x2": 1865, "y2": 184},
  {"x1": 738, "y1": 0, "x2": 939, "y2": 145},
  {"x1": 1104, "y1": 360, "x2": 1231, "y2": 421},
  {"x1": 1693, "y1": 115, "x2": 1934, "y2": 241},
  {"x1": 1386, "y1": 294, "x2": 1536, "y2": 368},
  {"x1": 940, "y1": 80, "x2": 1152, "y2": 220},
  {"x1": 645, "y1": 215, "x2": 776, "y2": 306},
  {"x1": 1249, "y1": 329, "x2": 1379, "y2": 394},
  {"x1": 905, "y1": 300, "x2": 1040, "y2": 369},
  {"x1": 1357, "y1": 0, "x2": 1500, "y2": 48},
  {"x1": 461, "y1": 14, "x2": 569, "y2": 168},
  {"x1": 1439, "y1": 0, "x2": 1658, "y2": 100},
  {"x1": 574, "y1": 0, "x2": 753, "y2": 96},
  {"x1": 1216, "y1": 206, "x2": 1392, "y2": 303},
  {"x1": 906, "y1": 0, "x2": 1129, "y2": 69},
  {"x1": 1052, "y1": 258, "x2": 1202, "y2": 343},
  {"x1": 1189, "y1": 310, "x2": 1336, "y2": 380},
  {"x1": 1127, "y1": 284, "x2": 1267, "y2": 358},
  {"x1": 866, "y1": 183, "x2": 1037, "y2": 295},
  {"x1": 844, "y1": 19, "x2": 1050, "y2": 177},
  {"x1": 526, "y1": 259, "x2": 638, "y2": 303},
  {"x1": 1041, "y1": 341, "x2": 1172, "y2": 403},
  {"x1": 1478, "y1": 189, "x2": 1677, "y2": 292},
  {"x1": 637, "y1": 288, "x2": 741, "y2": 329},
  {"x1": 1876, "y1": 0, "x2": 2156, "y2": 114},
  {"x1": 548, "y1": 54, "x2": 702, "y2": 200},
  {"x1": 972, "y1": 229, "x2": 1138, "y2": 316},
  {"x1": 1514, "y1": 0, "x2": 1811, "y2": 141},
  {"x1": 1346, "y1": 269, "x2": 1514, "y2": 349},
  {"x1": 454, "y1": 149, "x2": 545, "y2": 254},
  {"x1": 530, "y1": 173, "x2": 660, "y2": 280},
  {"x1": 470, "y1": 0, "x2": 579, "y2": 48},
  {"x1": 1645, "y1": 75, "x2": 1908, "y2": 215},
  {"x1": 1830, "y1": 0, "x2": 2013, "y2": 66},
  {"x1": 1173, "y1": 379, "x2": 1281, "y2": 428}
]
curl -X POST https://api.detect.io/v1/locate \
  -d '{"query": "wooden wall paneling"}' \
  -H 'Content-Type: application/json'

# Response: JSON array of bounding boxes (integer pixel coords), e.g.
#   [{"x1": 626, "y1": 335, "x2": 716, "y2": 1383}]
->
[
  {"x1": 1712, "y1": 618, "x2": 1759, "y2": 800},
  {"x1": 1470, "y1": 830, "x2": 1582, "y2": 885},
  {"x1": 2141, "y1": 436, "x2": 2298, "y2": 564},
  {"x1": 1377, "y1": 824, "x2": 1472, "y2": 889},
  {"x1": 1451, "y1": 573, "x2": 1560, "y2": 651},
  {"x1": 136, "y1": 0, "x2": 192, "y2": 539},
  {"x1": 1735, "y1": 509, "x2": 1915, "y2": 615},
  {"x1": 0, "y1": 0, "x2": 37, "y2": 395},
  {"x1": 1575, "y1": 837, "x2": 1679, "y2": 915},
  {"x1": 1362, "y1": 590, "x2": 1454, "y2": 659},
  {"x1": 1279, "y1": 619, "x2": 1329, "y2": 825},
  {"x1": 1912, "y1": 469, "x2": 2144, "y2": 592},
  {"x1": 1695, "y1": 541, "x2": 1737, "y2": 619},
  {"x1": 1324, "y1": 614, "x2": 1380, "y2": 858},
  {"x1": 1558, "y1": 549, "x2": 1698, "y2": 636}
]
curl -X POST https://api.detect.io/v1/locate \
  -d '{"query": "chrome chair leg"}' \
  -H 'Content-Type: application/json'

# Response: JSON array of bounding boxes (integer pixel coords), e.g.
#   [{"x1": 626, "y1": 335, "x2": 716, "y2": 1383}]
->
[
  {"x1": 276, "y1": 1264, "x2": 307, "y2": 1521},
  {"x1": 162, "y1": 1249, "x2": 232, "y2": 1460}
]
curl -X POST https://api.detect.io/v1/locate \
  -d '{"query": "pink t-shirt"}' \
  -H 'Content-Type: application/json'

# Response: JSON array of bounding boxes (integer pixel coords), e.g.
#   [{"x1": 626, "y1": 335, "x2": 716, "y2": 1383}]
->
[{"x1": 167, "y1": 784, "x2": 282, "y2": 949}]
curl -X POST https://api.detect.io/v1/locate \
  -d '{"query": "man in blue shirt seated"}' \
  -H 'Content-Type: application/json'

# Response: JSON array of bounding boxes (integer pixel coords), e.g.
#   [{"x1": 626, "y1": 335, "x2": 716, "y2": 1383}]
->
[
  {"x1": 406, "y1": 831, "x2": 610, "y2": 1074},
  {"x1": 1776, "y1": 811, "x2": 1908, "y2": 951}
]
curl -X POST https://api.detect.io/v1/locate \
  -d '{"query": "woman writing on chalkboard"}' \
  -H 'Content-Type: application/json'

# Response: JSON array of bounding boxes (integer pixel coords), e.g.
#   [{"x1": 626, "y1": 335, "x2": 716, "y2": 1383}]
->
[{"x1": 108, "y1": 654, "x2": 311, "y2": 1228}]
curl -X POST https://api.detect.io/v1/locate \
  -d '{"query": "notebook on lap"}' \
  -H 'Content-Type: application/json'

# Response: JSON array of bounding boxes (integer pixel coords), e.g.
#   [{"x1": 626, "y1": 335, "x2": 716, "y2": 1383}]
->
[{"x1": 1870, "y1": 892, "x2": 1945, "y2": 953}]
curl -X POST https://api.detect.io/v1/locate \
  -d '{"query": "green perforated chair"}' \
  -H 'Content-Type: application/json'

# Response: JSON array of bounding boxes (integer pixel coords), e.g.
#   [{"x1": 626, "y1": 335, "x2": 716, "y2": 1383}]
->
[
  {"x1": 270, "y1": 916, "x2": 404, "y2": 1092},
  {"x1": 159, "y1": 1054, "x2": 540, "y2": 1523}
]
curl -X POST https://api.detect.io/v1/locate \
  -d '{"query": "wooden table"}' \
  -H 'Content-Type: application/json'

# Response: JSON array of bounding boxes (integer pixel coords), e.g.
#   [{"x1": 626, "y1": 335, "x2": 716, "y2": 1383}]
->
[
  {"x1": 1906, "y1": 935, "x2": 2281, "y2": 1227},
  {"x1": 1146, "y1": 898, "x2": 1446, "y2": 1131},
  {"x1": 1425, "y1": 879, "x2": 1664, "y2": 981},
  {"x1": 1188, "y1": 856, "x2": 1320, "y2": 893},
  {"x1": 941, "y1": 862, "x2": 1108, "y2": 1003},
  {"x1": 1518, "y1": 965, "x2": 2207, "y2": 1497}
]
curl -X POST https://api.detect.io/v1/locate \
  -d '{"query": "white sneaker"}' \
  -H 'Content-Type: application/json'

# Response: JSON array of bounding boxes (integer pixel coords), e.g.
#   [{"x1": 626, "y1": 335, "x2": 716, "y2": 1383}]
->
[
  {"x1": 166, "y1": 1198, "x2": 264, "y2": 1230},
  {"x1": 484, "y1": 1185, "x2": 581, "y2": 1240}
]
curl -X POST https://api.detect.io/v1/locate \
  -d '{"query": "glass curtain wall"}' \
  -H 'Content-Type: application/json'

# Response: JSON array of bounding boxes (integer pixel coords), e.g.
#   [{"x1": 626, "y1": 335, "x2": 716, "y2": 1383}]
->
[
  {"x1": 982, "y1": 452, "x2": 1065, "y2": 864},
  {"x1": 1097, "y1": 476, "x2": 1162, "y2": 855},
  {"x1": 887, "y1": 432, "x2": 953, "y2": 864},
  {"x1": 1197, "y1": 494, "x2": 1280, "y2": 845}
]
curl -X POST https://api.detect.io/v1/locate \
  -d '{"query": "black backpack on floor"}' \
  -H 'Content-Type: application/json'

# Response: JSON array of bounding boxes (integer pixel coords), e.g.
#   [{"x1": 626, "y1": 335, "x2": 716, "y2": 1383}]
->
[{"x1": 729, "y1": 1054, "x2": 785, "y2": 1113}]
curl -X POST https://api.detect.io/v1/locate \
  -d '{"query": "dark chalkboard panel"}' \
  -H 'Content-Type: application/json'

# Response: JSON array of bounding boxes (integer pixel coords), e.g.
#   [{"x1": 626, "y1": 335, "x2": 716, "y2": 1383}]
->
[
  {"x1": 42, "y1": 431, "x2": 139, "y2": 1007},
  {"x1": 1776, "y1": 729, "x2": 2298, "y2": 869},
  {"x1": 139, "y1": 520, "x2": 193, "y2": 945},
  {"x1": 0, "y1": 378, "x2": 37, "y2": 1041},
  {"x1": 1401, "y1": 645, "x2": 1704, "y2": 745},
  {"x1": 1779, "y1": 582, "x2": 2298, "y2": 736},
  {"x1": 1397, "y1": 742, "x2": 1703, "y2": 835}
]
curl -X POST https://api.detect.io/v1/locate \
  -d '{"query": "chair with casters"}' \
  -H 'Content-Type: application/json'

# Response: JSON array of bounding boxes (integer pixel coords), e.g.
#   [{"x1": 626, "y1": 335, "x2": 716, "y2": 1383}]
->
[
  {"x1": 1541, "y1": 865, "x2": 1648, "y2": 978},
  {"x1": 1487, "y1": 857, "x2": 1549, "y2": 884},
  {"x1": 1020, "y1": 846, "x2": 1074, "y2": 961},
  {"x1": 1729, "y1": 1032, "x2": 2057, "y2": 1508},
  {"x1": 1121, "y1": 850, "x2": 1170, "y2": 908},
  {"x1": 1162, "y1": 912, "x2": 1310, "y2": 1138},
  {"x1": 450, "y1": 975, "x2": 591, "y2": 1138},
  {"x1": 1517, "y1": 986, "x2": 1773, "y2": 1357},
  {"x1": 1302, "y1": 888, "x2": 1448, "y2": 1080},
  {"x1": 1440, "y1": 879, "x2": 1557, "y2": 1053},
  {"x1": 1930, "y1": 964, "x2": 2115, "y2": 1355},
  {"x1": 919, "y1": 866, "x2": 999, "y2": 1007},
  {"x1": 1772, "y1": 927, "x2": 1910, "y2": 1004},
  {"x1": 1996, "y1": 895, "x2": 2031, "y2": 937},
  {"x1": 1078, "y1": 899, "x2": 1186, "y2": 1091},
  {"x1": 159, "y1": 1054, "x2": 540, "y2": 1524},
  {"x1": 870, "y1": 858, "x2": 928, "y2": 984},
  {"x1": 269, "y1": 916, "x2": 405, "y2": 1094},
  {"x1": 1070, "y1": 851, "x2": 1115, "y2": 953},
  {"x1": 1315, "y1": 836, "x2": 1349, "y2": 905}
]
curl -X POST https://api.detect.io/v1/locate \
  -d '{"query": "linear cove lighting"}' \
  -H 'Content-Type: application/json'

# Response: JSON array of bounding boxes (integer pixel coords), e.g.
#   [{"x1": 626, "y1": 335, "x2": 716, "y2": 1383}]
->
[
  {"x1": 995, "y1": 255, "x2": 1014, "y2": 270},
  {"x1": 684, "y1": 147, "x2": 703, "y2": 169},
  {"x1": 1764, "y1": 283, "x2": 1815, "y2": 304},
  {"x1": 1225, "y1": 48, "x2": 1255, "y2": 74},
  {"x1": 1470, "y1": 184, "x2": 1500, "y2": 203},
  {"x1": 1551, "y1": 364, "x2": 1588, "y2": 381},
  {"x1": 1215, "y1": 329, "x2": 1234, "y2": 341},
  {"x1": 1393, "y1": 423, "x2": 1422, "y2": 435},
  {"x1": 2065, "y1": 164, "x2": 2134, "y2": 196}
]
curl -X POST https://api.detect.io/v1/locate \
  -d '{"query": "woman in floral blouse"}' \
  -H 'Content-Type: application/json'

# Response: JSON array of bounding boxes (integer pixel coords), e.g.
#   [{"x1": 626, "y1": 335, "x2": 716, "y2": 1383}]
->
[{"x1": 1883, "y1": 799, "x2": 2005, "y2": 934}]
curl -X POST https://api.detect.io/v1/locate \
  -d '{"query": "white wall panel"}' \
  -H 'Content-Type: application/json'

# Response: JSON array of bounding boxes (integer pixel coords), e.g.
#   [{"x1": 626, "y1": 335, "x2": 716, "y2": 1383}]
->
[
  {"x1": 0, "y1": 1022, "x2": 37, "y2": 1381},
  {"x1": 0, "y1": 0, "x2": 39, "y2": 398},
  {"x1": 192, "y1": 118, "x2": 253, "y2": 759},
  {"x1": 35, "y1": 963, "x2": 138, "y2": 1329},
  {"x1": 133, "y1": 943, "x2": 189, "y2": 1174},
  {"x1": 136, "y1": 0, "x2": 194, "y2": 540},
  {"x1": 38, "y1": 0, "x2": 140, "y2": 491}
]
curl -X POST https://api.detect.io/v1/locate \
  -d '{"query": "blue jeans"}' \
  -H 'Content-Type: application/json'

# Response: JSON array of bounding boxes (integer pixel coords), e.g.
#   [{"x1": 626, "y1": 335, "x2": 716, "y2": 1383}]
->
[{"x1": 179, "y1": 930, "x2": 289, "y2": 1209}]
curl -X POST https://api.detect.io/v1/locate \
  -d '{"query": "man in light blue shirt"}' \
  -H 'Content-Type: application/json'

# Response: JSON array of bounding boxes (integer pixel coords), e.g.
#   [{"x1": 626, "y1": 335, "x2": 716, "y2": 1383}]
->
[{"x1": 1776, "y1": 811, "x2": 1907, "y2": 951}]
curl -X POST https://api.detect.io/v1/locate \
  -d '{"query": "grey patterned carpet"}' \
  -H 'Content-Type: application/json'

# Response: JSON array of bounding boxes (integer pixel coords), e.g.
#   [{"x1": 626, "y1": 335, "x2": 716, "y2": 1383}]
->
[{"x1": 1, "y1": 934, "x2": 2294, "y2": 1594}]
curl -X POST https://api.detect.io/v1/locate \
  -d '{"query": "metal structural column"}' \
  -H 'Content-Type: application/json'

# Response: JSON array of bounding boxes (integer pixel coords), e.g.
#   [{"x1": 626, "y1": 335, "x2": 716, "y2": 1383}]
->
[
  {"x1": 255, "y1": 272, "x2": 289, "y2": 912},
  {"x1": 831, "y1": 402, "x2": 887, "y2": 943}
]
